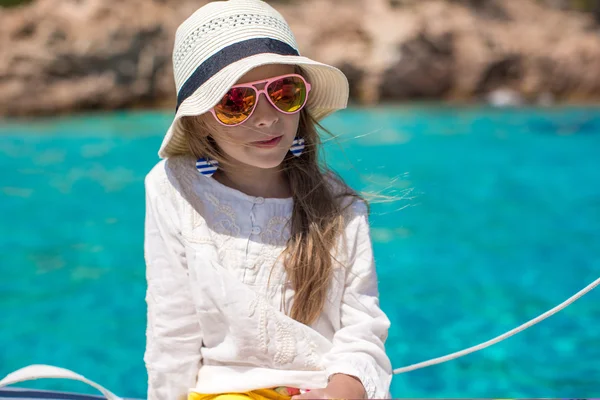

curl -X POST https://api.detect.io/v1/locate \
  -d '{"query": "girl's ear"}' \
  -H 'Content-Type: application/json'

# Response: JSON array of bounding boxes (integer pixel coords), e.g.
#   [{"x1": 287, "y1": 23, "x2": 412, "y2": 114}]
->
[
  {"x1": 200, "y1": 129, "x2": 210, "y2": 138},
  {"x1": 195, "y1": 115, "x2": 212, "y2": 137}
]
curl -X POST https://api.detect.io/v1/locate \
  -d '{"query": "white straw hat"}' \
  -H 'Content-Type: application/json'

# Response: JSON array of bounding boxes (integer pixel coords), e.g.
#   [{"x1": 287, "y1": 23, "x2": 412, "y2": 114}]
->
[{"x1": 158, "y1": 0, "x2": 350, "y2": 158}]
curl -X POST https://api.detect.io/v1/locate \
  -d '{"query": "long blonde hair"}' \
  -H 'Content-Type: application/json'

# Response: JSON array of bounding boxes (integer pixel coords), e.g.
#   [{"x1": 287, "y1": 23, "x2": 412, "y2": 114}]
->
[{"x1": 180, "y1": 107, "x2": 364, "y2": 326}]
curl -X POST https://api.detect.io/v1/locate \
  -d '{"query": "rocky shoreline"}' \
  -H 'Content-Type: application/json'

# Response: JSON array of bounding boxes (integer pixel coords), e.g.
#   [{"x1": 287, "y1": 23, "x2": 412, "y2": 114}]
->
[{"x1": 1, "y1": 0, "x2": 600, "y2": 117}]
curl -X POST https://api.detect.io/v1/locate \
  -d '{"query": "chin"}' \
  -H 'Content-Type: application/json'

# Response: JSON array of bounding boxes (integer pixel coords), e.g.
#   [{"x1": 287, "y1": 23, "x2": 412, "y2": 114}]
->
[
  {"x1": 249, "y1": 159, "x2": 286, "y2": 170},
  {"x1": 245, "y1": 152, "x2": 288, "y2": 170}
]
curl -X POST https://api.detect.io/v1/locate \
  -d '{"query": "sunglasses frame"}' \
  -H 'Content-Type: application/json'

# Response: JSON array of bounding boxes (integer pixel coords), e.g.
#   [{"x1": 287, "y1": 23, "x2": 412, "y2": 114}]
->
[{"x1": 209, "y1": 73, "x2": 312, "y2": 127}]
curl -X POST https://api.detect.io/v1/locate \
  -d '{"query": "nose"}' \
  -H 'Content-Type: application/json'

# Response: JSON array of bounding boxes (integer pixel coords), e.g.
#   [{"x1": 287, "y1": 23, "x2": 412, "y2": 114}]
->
[{"x1": 250, "y1": 92, "x2": 279, "y2": 128}]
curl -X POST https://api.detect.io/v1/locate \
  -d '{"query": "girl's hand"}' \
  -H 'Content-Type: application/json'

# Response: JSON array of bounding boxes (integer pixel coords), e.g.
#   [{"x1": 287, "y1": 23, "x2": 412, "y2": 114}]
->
[
  {"x1": 291, "y1": 388, "x2": 329, "y2": 400},
  {"x1": 291, "y1": 374, "x2": 366, "y2": 400}
]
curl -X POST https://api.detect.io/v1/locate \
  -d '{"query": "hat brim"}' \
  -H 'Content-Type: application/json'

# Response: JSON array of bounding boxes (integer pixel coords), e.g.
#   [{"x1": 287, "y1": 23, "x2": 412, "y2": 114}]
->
[{"x1": 158, "y1": 53, "x2": 349, "y2": 158}]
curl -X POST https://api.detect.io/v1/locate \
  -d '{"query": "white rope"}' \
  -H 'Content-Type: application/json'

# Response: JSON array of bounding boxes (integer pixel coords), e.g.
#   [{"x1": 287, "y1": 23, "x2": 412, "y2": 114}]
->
[
  {"x1": 1, "y1": 280, "x2": 597, "y2": 393},
  {"x1": 0, "y1": 364, "x2": 123, "y2": 399},
  {"x1": 393, "y1": 276, "x2": 600, "y2": 375}
]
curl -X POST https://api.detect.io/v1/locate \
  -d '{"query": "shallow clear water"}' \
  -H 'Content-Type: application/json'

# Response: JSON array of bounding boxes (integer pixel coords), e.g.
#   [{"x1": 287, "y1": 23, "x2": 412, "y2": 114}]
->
[{"x1": 1, "y1": 106, "x2": 599, "y2": 398}]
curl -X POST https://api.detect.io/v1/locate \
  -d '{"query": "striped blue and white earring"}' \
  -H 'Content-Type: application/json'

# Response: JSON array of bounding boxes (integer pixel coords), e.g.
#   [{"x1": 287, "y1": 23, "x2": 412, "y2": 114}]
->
[
  {"x1": 196, "y1": 157, "x2": 219, "y2": 177},
  {"x1": 290, "y1": 137, "x2": 305, "y2": 157}
]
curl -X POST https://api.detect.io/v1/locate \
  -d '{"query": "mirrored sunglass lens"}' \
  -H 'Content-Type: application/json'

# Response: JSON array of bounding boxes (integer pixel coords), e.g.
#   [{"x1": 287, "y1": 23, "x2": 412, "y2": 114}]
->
[
  {"x1": 267, "y1": 76, "x2": 306, "y2": 113},
  {"x1": 214, "y1": 87, "x2": 256, "y2": 125}
]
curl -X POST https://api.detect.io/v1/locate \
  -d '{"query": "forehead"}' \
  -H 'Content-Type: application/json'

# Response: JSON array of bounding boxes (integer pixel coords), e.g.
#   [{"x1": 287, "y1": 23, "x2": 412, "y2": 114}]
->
[{"x1": 235, "y1": 64, "x2": 296, "y2": 84}]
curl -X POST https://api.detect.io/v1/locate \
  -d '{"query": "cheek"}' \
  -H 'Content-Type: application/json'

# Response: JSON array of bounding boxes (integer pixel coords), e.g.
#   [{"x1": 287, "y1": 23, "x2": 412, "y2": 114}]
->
[
  {"x1": 210, "y1": 128, "x2": 247, "y2": 150},
  {"x1": 283, "y1": 113, "x2": 301, "y2": 135}
]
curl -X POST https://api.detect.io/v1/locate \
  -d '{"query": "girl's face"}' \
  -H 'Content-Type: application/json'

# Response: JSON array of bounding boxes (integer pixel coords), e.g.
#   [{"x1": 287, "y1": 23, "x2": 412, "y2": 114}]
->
[{"x1": 204, "y1": 64, "x2": 301, "y2": 170}]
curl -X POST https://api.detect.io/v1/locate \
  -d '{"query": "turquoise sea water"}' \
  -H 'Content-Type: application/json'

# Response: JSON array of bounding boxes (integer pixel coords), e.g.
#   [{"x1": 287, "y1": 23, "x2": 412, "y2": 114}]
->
[{"x1": 0, "y1": 106, "x2": 599, "y2": 398}]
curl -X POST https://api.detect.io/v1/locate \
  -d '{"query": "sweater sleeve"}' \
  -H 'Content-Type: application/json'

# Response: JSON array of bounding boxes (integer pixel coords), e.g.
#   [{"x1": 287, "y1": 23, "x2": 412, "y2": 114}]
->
[
  {"x1": 144, "y1": 173, "x2": 203, "y2": 400},
  {"x1": 322, "y1": 202, "x2": 393, "y2": 399}
]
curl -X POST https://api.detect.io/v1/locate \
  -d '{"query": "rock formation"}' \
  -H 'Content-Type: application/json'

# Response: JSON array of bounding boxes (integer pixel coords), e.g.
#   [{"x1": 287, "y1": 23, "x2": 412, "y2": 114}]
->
[{"x1": 1, "y1": 0, "x2": 599, "y2": 116}]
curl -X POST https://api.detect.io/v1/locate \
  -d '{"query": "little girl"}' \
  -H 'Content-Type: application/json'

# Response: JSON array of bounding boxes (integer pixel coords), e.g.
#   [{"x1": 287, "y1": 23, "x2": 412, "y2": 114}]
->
[{"x1": 144, "y1": 1, "x2": 393, "y2": 399}]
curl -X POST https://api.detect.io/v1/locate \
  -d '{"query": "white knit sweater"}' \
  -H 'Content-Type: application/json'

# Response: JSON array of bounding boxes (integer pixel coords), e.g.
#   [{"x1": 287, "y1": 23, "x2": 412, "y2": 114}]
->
[{"x1": 143, "y1": 155, "x2": 392, "y2": 400}]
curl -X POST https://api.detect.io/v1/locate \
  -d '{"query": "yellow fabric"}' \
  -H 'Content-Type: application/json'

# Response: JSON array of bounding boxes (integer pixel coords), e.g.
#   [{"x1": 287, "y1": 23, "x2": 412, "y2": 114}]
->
[{"x1": 189, "y1": 389, "x2": 291, "y2": 400}]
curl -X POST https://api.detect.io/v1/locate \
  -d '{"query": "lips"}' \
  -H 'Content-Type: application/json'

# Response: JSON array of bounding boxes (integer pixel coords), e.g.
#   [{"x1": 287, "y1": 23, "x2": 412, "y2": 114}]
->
[{"x1": 251, "y1": 135, "x2": 283, "y2": 148}]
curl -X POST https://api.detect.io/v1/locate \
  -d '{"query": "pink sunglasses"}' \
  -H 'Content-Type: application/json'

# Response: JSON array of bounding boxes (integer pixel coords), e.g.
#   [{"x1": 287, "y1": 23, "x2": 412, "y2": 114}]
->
[{"x1": 209, "y1": 73, "x2": 312, "y2": 126}]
